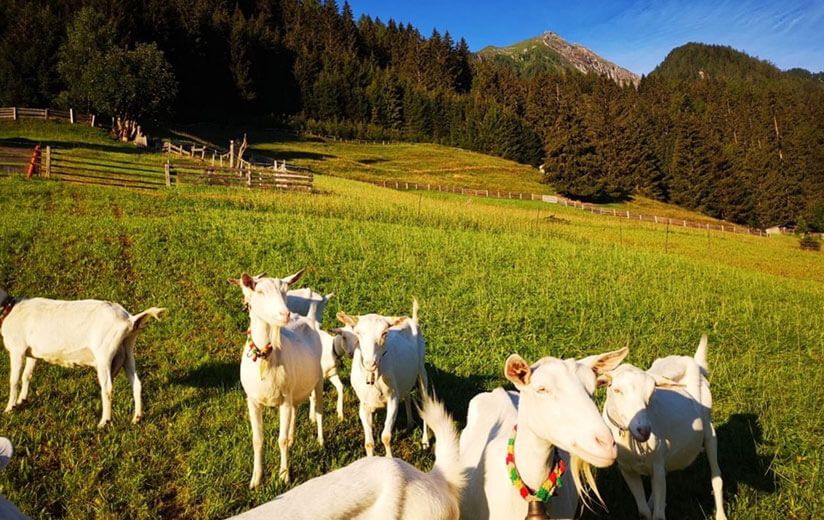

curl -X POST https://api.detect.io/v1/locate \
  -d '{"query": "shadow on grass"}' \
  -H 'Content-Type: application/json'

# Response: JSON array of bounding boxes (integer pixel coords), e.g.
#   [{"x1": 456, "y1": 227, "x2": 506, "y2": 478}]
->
[
  {"x1": 0, "y1": 137, "x2": 147, "y2": 155},
  {"x1": 427, "y1": 364, "x2": 498, "y2": 424},
  {"x1": 173, "y1": 360, "x2": 238, "y2": 389},
  {"x1": 265, "y1": 150, "x2": 334, "y2": 162},
  {"x1": 582, "y1": 413, "x2": 776, "y2": 520},
  {"x1": 357, "y1": 158, "x2": 388, "y2": 165}
]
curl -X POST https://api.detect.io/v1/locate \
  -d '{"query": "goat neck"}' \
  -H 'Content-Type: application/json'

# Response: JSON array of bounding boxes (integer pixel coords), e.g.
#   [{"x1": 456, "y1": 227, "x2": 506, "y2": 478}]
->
[
  {"x1": 248, "y1": 312, "x2": 277, "y2": 356},
  {"x1": 514, "y1": 410, "x2": 557, "y2": 492}
]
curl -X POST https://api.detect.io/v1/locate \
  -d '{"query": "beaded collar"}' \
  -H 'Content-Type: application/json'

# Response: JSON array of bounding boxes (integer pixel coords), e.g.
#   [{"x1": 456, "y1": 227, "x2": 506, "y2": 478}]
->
[
  {"x1": 506, "y1": 424, "x2": 566, "y2": 503},
  {"x1": 245, "y1": 329, "x2": 273, "y2": 362}
]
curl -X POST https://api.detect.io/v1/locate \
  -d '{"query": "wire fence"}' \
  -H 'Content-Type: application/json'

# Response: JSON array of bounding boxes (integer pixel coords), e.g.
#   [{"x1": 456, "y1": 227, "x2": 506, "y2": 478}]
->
[{"x1": 368, "y1": 179, "x2": 769, "y2": 237}]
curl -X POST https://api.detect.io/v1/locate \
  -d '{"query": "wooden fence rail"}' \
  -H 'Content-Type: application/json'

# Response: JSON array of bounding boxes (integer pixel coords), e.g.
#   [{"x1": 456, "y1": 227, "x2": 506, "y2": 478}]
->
[
  {"x1": 369, "y1": 179, "x2": 768, "y2": 237},
  {"x1": 0, "y1": 144, "x2": 313, "y2": 191},
  {"x1": 0, "y1": 106, "x2": 103, "y2": 128}
]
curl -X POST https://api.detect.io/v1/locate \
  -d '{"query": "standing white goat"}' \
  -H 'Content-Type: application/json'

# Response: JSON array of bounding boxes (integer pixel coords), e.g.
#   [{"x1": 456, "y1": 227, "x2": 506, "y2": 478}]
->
[
  {"x1": 230, "y1": 271, "x2": 325, "y2": 488},
  {"x1": 459, "y1": 348, "x2": 628, "y2": 520},
  {"x1": 334, "y1": 299, "x2": 430, "y2": 457},
  {"x1": 232, "y1": 271, "x2": 344, "y2": 419},
  {"x1": 0, "y1": 287, "x2": 164, "y2": 427},
  {"x1": 599, "y1": 335, "x2": 726, "y2": 520},
  {"x1": 225, "y1": 396, "x2": 464, "y2": 520}
]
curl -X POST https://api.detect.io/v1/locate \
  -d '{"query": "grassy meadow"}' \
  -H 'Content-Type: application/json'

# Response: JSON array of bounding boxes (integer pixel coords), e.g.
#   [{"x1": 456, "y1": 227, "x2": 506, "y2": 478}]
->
[{"x1": 0, "y1": 121, "x2": 822, "y2": 519}]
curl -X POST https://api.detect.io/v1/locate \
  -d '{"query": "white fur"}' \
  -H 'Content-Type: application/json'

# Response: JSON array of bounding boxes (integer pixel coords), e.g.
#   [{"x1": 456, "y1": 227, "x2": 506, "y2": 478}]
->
[
  {"x1": 225, "y1": 397, "x2": 464, "y2": 520},
  {"x1": 600, "y1": 335, "x2": 726, "y2": 520},
  {"x1": 232, "y1": 272, "x2": 344, "y2": 419},
  {"x1": 233, "y1": 272, "x2": 326, "y2": 488},
  {"x1": 0, "y1": 287, "x2": 164, "y2": 428},
  {"x1": 459, "y1": 348, "x2": 627, "y2": 520},
  {"x1": 334, "y1": 299, "x2": 430, "y2": 457}
]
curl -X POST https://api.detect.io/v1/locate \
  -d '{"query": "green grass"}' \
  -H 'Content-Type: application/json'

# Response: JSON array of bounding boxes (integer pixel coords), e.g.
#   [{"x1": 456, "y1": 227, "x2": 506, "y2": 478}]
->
[{"x1": 0, "y1": 121, "x2": 822, "y2": 519}]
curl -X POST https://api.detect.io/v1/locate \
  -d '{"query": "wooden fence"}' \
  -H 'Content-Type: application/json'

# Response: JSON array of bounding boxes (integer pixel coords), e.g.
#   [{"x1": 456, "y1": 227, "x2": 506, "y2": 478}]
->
[
  {"x1": 0, "y1": 107, "x2": 100, "y2": 127},
  {"x1": 163, "y1": 139, "x2": 317, "y2": 176},
  {"x1": 370, "y1": 179, "x2": 768, "y2": 237},
  {"x1": 0, "y1": 144, "x2": 313, "y2": 191}
]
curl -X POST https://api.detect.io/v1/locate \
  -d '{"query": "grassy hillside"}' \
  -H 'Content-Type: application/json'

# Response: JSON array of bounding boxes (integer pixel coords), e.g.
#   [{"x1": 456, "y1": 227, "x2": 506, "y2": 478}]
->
[
  {"x1": 0, "y1": 171, "x2": 821, "y2": 519},
  {"x1": 0, "y1": 121, "x2": 822, "y2": 519},
  {"x1": 171, "y1": 125, "x2": 728, "y2": 225}
]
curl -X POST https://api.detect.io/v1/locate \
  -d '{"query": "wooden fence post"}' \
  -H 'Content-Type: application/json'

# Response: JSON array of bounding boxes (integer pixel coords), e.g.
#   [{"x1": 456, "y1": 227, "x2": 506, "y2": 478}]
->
[
  {"x1": 69, "y1": 108, "x2": 74, "y2": 124},
  {"x1": 12, "y1": 107, "x2": 17, "y2": 120},
  {"x1": 44, "y1": 108, "x2": 49, "y2": 119},
  {"x1": 229, "y1": 140, "x2": 235, "y2": 168},
  {"x1": 90, "y1": 114, "x2": 95, "y2": 127},
  {"x1": 246, "y1": 167, "x2": 252, "y2": 188},
  {"x1": 43, "y1": 146, "x2": 51, "y2": 178},
  {"x1": 164, "y1": 160, "x2": 171, "y2": 187}
]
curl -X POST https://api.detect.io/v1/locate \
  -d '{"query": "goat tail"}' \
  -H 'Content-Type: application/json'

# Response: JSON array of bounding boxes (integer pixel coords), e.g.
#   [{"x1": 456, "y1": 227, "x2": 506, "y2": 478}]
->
[
  {"x1": 412, "y1": 297, "x2": 419, "y2": 322},
  {"x1": 324, "y1": 292, "x2": 335, "y2": 301},
  {"x1": 418, "y1": 395, "x2": 466, "y2": 499},
  {"x1": 129, "y1": 307, "x2": 167, "y2": 332},
  {"x1": 694, "y1": 334, "x2": 709, "y2": 375}
]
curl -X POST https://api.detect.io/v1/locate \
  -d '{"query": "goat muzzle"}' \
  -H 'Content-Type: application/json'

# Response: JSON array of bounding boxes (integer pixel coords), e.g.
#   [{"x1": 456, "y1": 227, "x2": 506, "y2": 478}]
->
[{"x1": 366, "y1": 371, "x2": 376, "y2": 385}]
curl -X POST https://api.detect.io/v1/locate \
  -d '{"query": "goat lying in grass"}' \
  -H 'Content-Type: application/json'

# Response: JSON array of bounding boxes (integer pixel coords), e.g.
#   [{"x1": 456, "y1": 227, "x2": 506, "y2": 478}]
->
[
  {"x1": 334, "y1": 299, "x2": 430, "y2": 457},
  {"x1": 231, "y1": 271, "x2": 324, "y2": 488},
  {"x1": 459, "y1": 348, "x2": 628, "y2": 520},
  {"x1": 232, "y1": 270, "x2": 345, "y2": 419},
  {"x1": 599, "y1": 335, "x2": 726, "y2": 520},
  {"x1": 0, "y1": 287, "x2": 165, "y2": 427},
  {"x1": 226, "y1": 396, "x2": 464, "y2": 520}
]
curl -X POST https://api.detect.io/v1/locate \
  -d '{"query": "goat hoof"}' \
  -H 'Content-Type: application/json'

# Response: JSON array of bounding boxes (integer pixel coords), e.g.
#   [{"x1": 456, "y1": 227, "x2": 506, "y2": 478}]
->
[
  {"x1": 15, "y1": 398, "x2": 27, "y2": 406},
  {"x1": 3, "y1": 406, "x2": 13, "y2": 414},
  {"x1": 422, "y1": 440, "x2": 430, "y2": 449},
  {"x1": 97, "y1": 419, "x2": 110, "y2": 428},
  {"x1": 317, "y1": 437, "x2": 324, "y2": 447},
  {"x1": 132, "y1": 414, "x2": 143, "y2": 423},
  {"x1": 278, "y1": 469, "x2": 290, "y2": 484},
  {"x1": 249, "y1": 478, "x2": 261, "y2": 489}
]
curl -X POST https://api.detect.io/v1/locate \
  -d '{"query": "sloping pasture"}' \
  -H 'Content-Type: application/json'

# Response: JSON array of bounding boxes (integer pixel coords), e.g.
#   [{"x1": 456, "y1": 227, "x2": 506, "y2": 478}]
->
[{"x1": 0, "y1": 172, "x2": 821, "y2": 519}]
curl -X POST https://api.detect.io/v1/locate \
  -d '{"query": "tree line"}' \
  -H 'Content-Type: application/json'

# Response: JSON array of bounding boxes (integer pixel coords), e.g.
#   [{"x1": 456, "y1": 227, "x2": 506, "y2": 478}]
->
[{"x1": 0, "y1": 1, "x2": 822, "y2": 229}]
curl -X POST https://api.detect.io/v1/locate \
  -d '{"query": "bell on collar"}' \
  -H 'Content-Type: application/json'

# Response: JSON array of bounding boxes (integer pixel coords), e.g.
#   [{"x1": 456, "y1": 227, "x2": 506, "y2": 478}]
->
[{"x1": 524, "y1": 499, "x2": 548, "y2": 520}]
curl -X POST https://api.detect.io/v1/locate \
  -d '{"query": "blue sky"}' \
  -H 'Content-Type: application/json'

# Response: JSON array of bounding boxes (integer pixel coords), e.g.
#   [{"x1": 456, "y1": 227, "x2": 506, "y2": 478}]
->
[{"x1": 346, "y1": 0, "x2": 824, "y2": 75}]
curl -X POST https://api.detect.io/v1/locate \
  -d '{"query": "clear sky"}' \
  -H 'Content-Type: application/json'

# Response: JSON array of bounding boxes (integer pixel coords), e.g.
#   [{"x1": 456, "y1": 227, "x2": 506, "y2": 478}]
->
[{"x1": 346, "y1": 0, "x2": 824, "y2": 75}]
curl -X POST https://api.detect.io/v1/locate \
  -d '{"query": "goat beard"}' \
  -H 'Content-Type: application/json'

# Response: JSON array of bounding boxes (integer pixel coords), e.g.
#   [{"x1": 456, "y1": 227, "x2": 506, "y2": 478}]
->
[
  {"x1": 569, "y1": 455, "x2": 603, "y2": 510},
  {"x1": 259, "y1": 326, "x2": 282, "y2": 380}
]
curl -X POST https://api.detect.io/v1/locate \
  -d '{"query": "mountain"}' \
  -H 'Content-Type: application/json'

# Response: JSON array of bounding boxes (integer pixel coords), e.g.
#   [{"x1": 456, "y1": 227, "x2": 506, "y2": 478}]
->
[
  {"x1": 477, "y1": 31, "x2": 640, "y2": 86},
  {"x1": 651, "y1": 42, "x2": 824, "y2": 84}
]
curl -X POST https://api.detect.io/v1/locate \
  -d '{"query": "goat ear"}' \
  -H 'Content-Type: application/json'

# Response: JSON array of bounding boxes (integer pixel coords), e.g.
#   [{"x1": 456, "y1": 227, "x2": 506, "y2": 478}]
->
[
  {"x1": 579, "y1": 347, "x2": 629, "y2": 375},
  {"x1": 652, "y1": 374, "x2": 684, "y2": 389},
  {"x1": 282, "y1": 268, "x2": 305, "y2": 286},
  {"x1": 241, "y1": 272, "x2": 257, "y2": 290},
  {"x1": 254, "y1": 272, "x2": 268, "y2": 280},
  {"x1": 336, "y1": 311, "x2": 358, "y2": 327},
  {"x1": 596, "y1": 373, "x2": 613, "y2": 388},
  {"x1": 505, "y1": 354, "x2": 531, "y2": 387},
  {"x1": 228, "y1": 277, "x2": 241, "y2": 286},
  {"x1": 387, "y1": 316, "x2": 408, "y2": 328}
]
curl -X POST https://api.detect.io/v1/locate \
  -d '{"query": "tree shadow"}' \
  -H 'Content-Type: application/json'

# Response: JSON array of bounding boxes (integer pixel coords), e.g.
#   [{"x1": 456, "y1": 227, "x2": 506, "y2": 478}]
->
[
  {"x1": 357, "y1": 158, "x2": 387, "y2": 165},
  {"x1": 172, "y1": 361, "x2": 237, "y2": 389},
  {"x1": 0, "y1": 137, "x2": 148, "y2": 155},
  {"x1": 582, "y1": 412, "x2": 776, "y2": 520}
]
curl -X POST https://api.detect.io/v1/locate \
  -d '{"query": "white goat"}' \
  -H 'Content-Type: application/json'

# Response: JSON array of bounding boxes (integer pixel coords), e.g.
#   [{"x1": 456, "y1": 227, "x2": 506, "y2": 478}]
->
[
  {"x1": 225, "y1": 396, "x2": 465, "y2": 520},
  {"x1": 599, "y1": 335, "x2": 726, "y2": 520},
  {"x1": 235, "y1": 270, "x2": 334, "y2": 323},
  {"x1": 0, "y1": 287, "x2": 164, "y2": 427},
  {"x1": 334, "y1": 299, "x2": 430, "y2": 457},
  {"x1": 459, "y1": 348, "x2": 628, "y2": 520},
  {"x1": 0, "y1": 437, "x2": 30, "y2": 520},
  {"x1": 232, "y1": 271, "x2": 344, "y2": 419},
  {"x1": 230, "y1": 271, "x2": 325, "y2": 488}
]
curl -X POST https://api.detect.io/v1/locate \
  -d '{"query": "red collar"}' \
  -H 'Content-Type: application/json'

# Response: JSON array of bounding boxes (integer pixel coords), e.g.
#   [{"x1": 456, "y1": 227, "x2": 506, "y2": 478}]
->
[
  {"x1": 245, "y1": 329, "x2": 273, "y2": 362},
  {"x1": 0, "y1": 296, "x2": 16, "y2": 330}
]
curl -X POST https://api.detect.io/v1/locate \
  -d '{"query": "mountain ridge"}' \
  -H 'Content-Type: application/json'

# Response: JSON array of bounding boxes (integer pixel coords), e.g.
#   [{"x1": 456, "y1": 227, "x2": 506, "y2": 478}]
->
[{"x1": 477, "y1": 31, "x2": 640, "y2": 86}]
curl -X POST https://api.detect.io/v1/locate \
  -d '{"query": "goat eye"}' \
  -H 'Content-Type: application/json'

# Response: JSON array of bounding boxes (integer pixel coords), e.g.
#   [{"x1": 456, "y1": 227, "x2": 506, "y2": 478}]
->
[
  {"x1": 536, "y1": 386, "x2": 548, "y2": 394},
  {"x1": 613, "y1": 388, "x2": 623, "y2": 395}
]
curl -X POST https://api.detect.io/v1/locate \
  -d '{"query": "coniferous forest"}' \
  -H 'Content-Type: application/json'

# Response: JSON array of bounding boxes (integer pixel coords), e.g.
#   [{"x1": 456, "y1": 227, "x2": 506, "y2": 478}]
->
[{"x1": 1, "y1": 0, "x2": 823, "y2": 229}]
